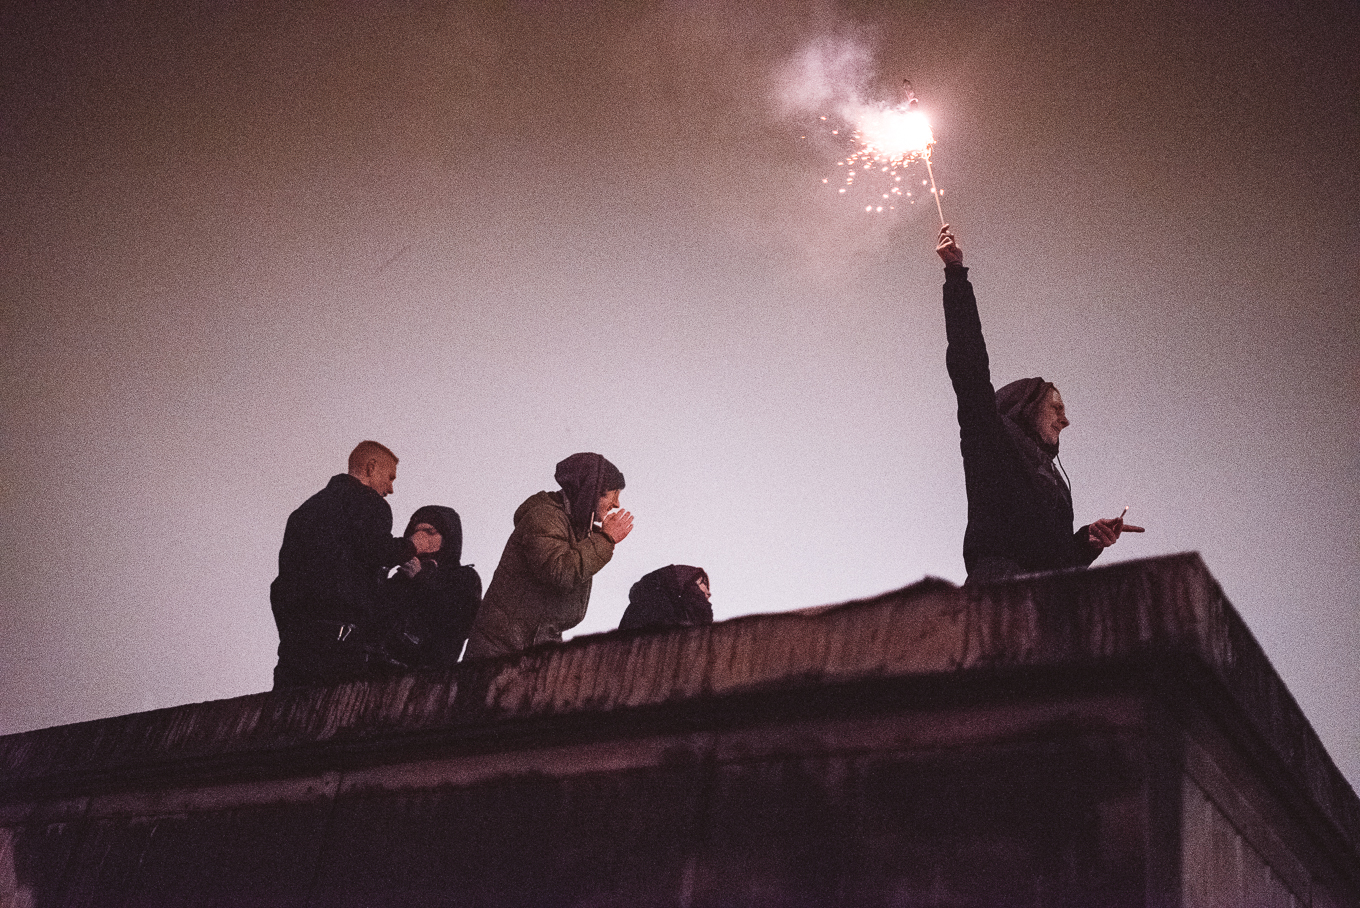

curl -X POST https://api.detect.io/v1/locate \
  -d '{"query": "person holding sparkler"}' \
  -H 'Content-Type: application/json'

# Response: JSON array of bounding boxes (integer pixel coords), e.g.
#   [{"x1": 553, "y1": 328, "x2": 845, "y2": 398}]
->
[{"x1": 936, "y1": 226, "x2": 1143, "y2": 581}]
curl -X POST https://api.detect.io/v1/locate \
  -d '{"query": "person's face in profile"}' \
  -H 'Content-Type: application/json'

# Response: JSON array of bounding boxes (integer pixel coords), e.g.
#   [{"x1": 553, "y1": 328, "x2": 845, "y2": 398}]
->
[
  {"x1": 360, "y1": 456, "x2": 398, "y2": 497},
  {"x1": 1034, "y1": 388, "x2": 1070, "y2": 447},
  {"x1": 597, "y1": 489, "x2": 621, "y2": 520},
  {"x1": 695, "y1": 576, "x2": 711, "y2": 600},
  {"x1": 410, "y1": 522, "x2": 442, "y2": 553}
]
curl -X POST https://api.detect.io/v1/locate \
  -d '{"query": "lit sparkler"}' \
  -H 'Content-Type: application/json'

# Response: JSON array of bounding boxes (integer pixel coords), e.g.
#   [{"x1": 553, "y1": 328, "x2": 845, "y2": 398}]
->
[{"x1": 827, "y1": 80, "x2": 946, "y2": 224}]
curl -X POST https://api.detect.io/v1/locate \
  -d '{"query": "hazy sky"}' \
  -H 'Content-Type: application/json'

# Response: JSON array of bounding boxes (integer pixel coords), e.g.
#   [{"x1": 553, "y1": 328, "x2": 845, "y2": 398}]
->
[{"x1": 3, "y1": 1, "x2": 1356, "y2": 790}]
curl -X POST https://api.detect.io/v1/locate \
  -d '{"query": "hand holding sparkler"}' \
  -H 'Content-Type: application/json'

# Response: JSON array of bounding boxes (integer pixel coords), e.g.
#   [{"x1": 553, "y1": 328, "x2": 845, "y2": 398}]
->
[
  {"x1": 936, "y1": 224, "x2": 963, "y2": 266},
  {"x1": 1086, "y1": 506, "x2": 1145, "y2": 550}
]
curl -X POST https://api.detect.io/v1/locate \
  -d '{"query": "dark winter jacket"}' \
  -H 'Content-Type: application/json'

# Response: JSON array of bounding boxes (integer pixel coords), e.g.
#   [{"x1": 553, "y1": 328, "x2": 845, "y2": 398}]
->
[
  {"x1": 943, "y1": 263, "x2": 1098, "y2": 580},
  {"x1": 464, "y1": 489, "x2": 616, "y2": 658},
  {"x1": 619, "y1": 565, "x2": 712, "y2": 631},
  {"x1": 388, "y1": 505, "x2": 482, "y2": 668},
  {"x1": 271, "y1": 473, "x2": 416, "y2": 627},
  {"x1": 269, "y1": 473, "x2": 417, "y2": 686}
]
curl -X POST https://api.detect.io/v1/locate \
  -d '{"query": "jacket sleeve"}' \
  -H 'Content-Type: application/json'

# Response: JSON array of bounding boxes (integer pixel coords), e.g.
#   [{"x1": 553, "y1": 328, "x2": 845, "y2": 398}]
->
[
  {"x1": 1072, "y1": 527, "x2": 1101, "y2": 568},
  {"x1": 943, "y1": 263, "x2": 1008, "y2": 464},
  {"x1": 519, "y1": 507, "x2": 614, "y2": 593},
  {"x1": 364, "y1": 501, "x2": 418, "y2": 570},
  {"x1": 380, "y1": 536, "x2": 418, "y2": 569}
]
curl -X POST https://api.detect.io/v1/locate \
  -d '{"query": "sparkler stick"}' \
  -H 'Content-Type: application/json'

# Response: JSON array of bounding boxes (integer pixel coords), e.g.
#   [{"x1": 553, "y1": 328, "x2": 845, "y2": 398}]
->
[
  {"x1": 925, "y1": 155, "x2": 945, "y2": 227},
  {"x1": 905, "y1": 81, "x2": 947, "y2": 228}
]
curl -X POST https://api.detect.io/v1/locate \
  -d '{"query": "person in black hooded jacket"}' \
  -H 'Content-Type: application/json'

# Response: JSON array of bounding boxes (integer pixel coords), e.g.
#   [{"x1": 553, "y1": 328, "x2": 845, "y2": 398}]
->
[
  {"x1": 936, "y1": 225, "x2": 1142, "y2": 581},
  {"x1": 619, "y1": 565, "x2": 712, "y2": 631},
  {"x1": 386, "y1": 505, "x2": 483, "y2": 669}
]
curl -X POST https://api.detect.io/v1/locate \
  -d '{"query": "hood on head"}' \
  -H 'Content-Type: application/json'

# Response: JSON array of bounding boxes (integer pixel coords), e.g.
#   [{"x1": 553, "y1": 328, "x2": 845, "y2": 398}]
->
[
  {"x1": 554, "y1": 452, "x2": 625, "y2": 539},
  {"x1": 996, "y1": 377, "x2": 1058, "y2": 454},
  {"x1": 403, "y1": 504, "x2": 463, "y2": 565},
  {"x1": 620, "y1": 564, "x2": 712, "y2": 631}
]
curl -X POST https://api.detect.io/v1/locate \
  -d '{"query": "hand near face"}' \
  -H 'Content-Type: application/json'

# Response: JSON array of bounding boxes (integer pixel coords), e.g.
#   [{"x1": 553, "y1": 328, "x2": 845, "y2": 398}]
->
[
  {"x1": 411, "y1": 524, "x2": 442, "y2": 555},
  {"x1": 601, "y1": 508, "x2": 634, "y2": 544}
]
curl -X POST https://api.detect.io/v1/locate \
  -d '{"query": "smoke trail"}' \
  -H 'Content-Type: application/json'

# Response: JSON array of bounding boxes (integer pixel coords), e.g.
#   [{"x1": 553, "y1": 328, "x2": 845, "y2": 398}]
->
[{"x1": 777, "y1": 32, "x2": 878, "y2": 121}]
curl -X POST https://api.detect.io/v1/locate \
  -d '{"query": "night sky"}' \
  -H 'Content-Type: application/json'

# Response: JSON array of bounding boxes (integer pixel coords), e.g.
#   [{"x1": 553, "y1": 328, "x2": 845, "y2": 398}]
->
[{"x1": 3, "y1": 2, "x2": 1357, "y2": 791}]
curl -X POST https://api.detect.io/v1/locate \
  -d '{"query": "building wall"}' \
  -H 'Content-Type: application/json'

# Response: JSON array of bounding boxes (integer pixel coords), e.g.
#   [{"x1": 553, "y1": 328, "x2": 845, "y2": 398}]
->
[
  {"x1": 4, "y1": 702, "x2": 1154, "y2": 907},
  {"x1": 2, "y1": 556, "x2": 1357, "y2": 907},
  {"x1": 1182, "y1": 775, "x2": 1301, "y2": 908}
]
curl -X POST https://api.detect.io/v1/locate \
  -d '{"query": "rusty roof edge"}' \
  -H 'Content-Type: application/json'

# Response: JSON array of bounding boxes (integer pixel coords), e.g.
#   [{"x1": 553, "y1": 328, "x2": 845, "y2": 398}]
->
[{"x1": 1, "y1": 552, "x2": 1355, "y2": 849}]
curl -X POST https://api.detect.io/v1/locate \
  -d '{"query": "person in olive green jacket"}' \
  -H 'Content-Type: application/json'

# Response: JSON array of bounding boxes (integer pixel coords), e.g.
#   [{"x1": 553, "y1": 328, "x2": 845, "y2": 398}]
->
[{"x1": 464, "y1": 453, "x2": 634, "y2": 658}]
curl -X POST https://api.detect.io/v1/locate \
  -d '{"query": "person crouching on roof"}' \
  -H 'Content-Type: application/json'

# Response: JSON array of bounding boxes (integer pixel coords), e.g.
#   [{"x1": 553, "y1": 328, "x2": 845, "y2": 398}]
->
[
  {"x1": 618, "y1": 565, "x2": 712, "y2": 631},
  {"x1": 386, "y1": 505, "x2": 483, "y2": 669},
  {"x1": 464, "y1": 453, "x2": 634, "y2": 658}
]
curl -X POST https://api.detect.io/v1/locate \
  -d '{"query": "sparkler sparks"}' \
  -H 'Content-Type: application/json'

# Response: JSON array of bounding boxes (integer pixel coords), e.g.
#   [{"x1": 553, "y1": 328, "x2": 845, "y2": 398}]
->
[
  {"x1": 819, "y1": 81, "x2": 946, "y2": 223},
  {"x1": 853, "y1": 104, "x2": 935, "y2": 165}
]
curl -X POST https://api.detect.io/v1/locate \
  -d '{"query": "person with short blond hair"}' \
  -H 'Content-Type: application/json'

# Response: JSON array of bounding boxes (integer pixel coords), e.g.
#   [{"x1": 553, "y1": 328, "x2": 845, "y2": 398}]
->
[
  {"x1": 347, "y1": 439, "x2": 398, "y2": 475},
  {"x1": 269, "y1": 441, "x2": 438, "y2": 687}
]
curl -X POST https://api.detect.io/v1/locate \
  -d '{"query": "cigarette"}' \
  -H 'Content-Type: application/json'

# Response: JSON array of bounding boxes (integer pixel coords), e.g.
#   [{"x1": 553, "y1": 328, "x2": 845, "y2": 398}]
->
[{"x1": 1117, "y1": 505, "x2": 1129, "y2": 524}]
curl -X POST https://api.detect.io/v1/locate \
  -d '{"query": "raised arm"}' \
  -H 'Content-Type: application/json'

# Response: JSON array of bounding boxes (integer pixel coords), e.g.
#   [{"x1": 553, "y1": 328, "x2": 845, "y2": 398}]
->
[
  {"x1": 351, "y1": 493, "x2": 419, "y2": 571},
  {"x1": 939, "y1": 226, "x2": 1005, "y2": 448}
]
